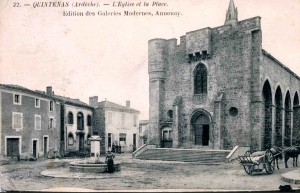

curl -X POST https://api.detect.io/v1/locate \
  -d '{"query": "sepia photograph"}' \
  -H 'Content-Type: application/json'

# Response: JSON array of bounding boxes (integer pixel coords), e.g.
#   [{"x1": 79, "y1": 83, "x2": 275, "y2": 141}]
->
[{"x1": 1, "y1": 0, "x2": 300, "y2": 192}]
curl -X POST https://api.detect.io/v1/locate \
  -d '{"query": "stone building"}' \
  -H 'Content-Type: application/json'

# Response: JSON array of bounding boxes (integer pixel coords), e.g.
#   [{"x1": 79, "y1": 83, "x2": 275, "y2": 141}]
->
[
  {"x1": 43, "y1": 87, "x2": 93, "y2": 155},
  {"x1": 0, "y1": 84, "x2": 94, "y2": 158},
  {"x1": 0, "y1": 85, "x2": 61, "y2": 158},
  {"x1": 89, "y1": 97, "x2": 140, "y2": 153},
  {"x1": 148, "y1": 0, "x2": 300, "y2": 151}
]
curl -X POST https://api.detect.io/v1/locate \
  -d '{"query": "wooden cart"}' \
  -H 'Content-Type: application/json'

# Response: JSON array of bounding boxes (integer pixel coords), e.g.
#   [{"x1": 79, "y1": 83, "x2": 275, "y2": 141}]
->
[{"x1": 238, "y1": 149, "x2": 275, "y2": 175}]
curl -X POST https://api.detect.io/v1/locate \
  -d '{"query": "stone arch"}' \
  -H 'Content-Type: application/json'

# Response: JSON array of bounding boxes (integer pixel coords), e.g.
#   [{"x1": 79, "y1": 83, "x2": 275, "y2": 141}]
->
[
  {"x1": 68, "y1": 111, "x2": 74, "y2": 124},
  {"x1": 77, "y1": 112, "x2": 84, "y2": 130},
  {"x1": 275, "y1": 86, "x2": 283, "y2": 148},
  {"x1": 293, "y1": 92, "x2": 300, "y2": 145},
  {"x1": 193, "y1": 63, "x2": 208, "y2": 94},
  {"x1": 190, "y1": 109, "x2": 212, "y2": 146},
  {"x1": 284, "y1": 91, "x2": 292, "y2": 147},
  {"x1": 262, "y1": 80, "x2": 272, "y2": 150},
  {"x1": 68, "y1": 132, "x2": 74, "y2": 146}
]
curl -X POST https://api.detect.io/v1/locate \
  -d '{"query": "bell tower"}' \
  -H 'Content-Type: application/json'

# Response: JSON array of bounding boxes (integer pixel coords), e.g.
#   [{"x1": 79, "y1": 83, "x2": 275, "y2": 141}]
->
[{"x1": 224, "y1": 0, "x2": 238, "y2": 26}]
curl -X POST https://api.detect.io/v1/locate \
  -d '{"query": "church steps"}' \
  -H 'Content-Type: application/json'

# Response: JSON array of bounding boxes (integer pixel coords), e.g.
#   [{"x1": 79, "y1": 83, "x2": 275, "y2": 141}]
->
[{"x1": 136, "y1": 148, "x2": 230, "y2": 163}]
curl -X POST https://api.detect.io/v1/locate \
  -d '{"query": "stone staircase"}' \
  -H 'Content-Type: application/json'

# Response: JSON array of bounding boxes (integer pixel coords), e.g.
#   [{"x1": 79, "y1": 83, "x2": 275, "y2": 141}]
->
[{"x1": 135, "y1": 148, "x2": 231, "y2": 164}]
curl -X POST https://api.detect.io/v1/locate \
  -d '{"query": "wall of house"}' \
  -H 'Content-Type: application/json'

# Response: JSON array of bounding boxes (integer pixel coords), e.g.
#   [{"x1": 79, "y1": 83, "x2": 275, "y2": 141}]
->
[
  {"x1": 0, "y1": 89, "x2": 60, "y2": 157},
  {"x1": 104, "y1": 110, "x2": 139, "y2": 153},
  {"x1": 64, "y1": 104, "x2": 93, "y2": 152}
]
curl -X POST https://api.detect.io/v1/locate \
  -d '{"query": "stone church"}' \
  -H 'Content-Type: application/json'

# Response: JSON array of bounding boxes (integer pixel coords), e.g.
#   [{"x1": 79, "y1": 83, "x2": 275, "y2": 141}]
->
[{"x1": 148, "y1": 0, "x2": 300, "y2": 151}]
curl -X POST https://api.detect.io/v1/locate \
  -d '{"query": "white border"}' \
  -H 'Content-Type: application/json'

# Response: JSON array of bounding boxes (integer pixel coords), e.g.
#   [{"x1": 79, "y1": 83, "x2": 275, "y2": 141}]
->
[
  {"x1": 5, "y1": 136, "x2": 22, "y2": 155},
  {"x1": 0, "y1": 91, "x2": 2, "y2": 154}
]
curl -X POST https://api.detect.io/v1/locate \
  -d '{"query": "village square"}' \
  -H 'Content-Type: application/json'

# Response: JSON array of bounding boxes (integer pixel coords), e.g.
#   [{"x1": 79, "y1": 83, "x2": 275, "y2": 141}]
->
[{"x1": 1, "y1": 0, "x2": 300, "y2": 192}]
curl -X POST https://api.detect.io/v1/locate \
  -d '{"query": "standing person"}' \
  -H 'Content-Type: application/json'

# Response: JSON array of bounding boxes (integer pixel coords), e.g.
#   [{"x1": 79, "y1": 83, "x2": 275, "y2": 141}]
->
[{"x1": 105, "y1": 151, "x2": 115, "y2": 173}]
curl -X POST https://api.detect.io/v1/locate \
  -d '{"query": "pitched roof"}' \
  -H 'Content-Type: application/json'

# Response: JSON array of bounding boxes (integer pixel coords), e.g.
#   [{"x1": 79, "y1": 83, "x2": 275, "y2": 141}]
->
[
  {"x1": 0, "y1": 84, "x2": 92, "y2": 109},
  {"x1": 0, "y1": 84, "x2": 52, "y2": 99},
  {"x1": 96, "y1": 100, "x2": 140, "y2": 113}
]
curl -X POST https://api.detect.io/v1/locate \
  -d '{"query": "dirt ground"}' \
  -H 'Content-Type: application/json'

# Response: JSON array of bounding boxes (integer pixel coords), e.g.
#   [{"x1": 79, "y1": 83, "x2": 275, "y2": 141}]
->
[{"x1": 0, "y1": 154, "x2": 299, "y2": 191}]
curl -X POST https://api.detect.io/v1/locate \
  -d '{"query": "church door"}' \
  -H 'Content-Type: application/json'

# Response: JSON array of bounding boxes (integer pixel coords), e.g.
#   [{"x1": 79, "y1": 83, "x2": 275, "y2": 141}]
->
[{"x1": 192, "y1": 113, "x2": 210, "y2": 146}]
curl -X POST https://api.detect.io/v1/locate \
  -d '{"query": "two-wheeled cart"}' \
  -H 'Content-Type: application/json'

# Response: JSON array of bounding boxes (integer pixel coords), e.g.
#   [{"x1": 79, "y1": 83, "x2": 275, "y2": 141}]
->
[{"x1": 238, "y1": 149, "x2": 275, "y2": 175}]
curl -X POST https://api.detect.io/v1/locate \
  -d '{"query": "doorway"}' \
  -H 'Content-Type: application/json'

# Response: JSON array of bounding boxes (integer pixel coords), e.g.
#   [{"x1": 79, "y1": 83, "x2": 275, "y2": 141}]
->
[
  {"x1": 32, "y1": 140, "x2": 38, "y2": 158},
  {"x1": 79, "y1": 134, "x2": 84, "y2": 151},
  {"x1": 43, "y1": 136, "x2": 48, "y2": 157},
  {"x1": 192, "y1": 112, "x2": 210, "y2": 146},
  {"x1": 6, "y1": 138, "x2": 19, "y2": 157}
]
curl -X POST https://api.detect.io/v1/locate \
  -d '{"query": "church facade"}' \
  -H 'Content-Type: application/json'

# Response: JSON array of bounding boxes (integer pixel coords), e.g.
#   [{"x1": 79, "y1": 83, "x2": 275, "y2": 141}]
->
[{"x1": 148, "y1": 0, "x2": 300, "y2": 151}]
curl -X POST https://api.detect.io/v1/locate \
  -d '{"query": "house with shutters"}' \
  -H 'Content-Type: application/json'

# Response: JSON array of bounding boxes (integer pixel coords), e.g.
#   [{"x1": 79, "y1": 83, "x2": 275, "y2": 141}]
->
[
  {"x1": 89, "y1": 96, "x2": 140, "y2": 153},
  {"x1": 0, "y1": 84, "x2": 61, "y2": 158},
  {"x1": 0, "y1": 84, "x2": 93, "y2": 158}
]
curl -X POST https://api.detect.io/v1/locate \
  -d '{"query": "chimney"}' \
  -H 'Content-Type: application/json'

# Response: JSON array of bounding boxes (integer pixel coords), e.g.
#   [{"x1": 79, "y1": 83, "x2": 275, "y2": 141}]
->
[
  {"x1": 89, "y1": 96, "x2": 98, "y2": 107},
  {"x1": 46, "y1": 86, "x2": 52, "y2": 95},
  {"x1": 126, "y1": 100, "x2": 130, "y2": 108}
]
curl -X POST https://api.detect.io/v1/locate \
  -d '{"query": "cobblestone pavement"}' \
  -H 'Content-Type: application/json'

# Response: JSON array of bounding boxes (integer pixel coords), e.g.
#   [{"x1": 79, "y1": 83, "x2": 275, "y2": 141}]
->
[{"x1": 0, "y1": 153, "x2": 300, "y2": 192}]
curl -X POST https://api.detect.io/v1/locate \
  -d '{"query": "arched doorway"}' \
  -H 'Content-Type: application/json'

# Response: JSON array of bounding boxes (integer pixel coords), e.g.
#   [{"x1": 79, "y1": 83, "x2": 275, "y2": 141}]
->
[
  {"x1": 275, "y1": 87, "x2": 283, "y2": 148},
  {"x1": 191, "y1": 111, "x2": 211, "y2": 146},
  {"x1": 161, "y1": 127, "x2": 173, "y2": 148},
  {"x1": 77, "y1": 112, "x2": 84, "y2": 151},
  {"x1": 262, "y1": 80, "x2": 272, "y2": 150}
]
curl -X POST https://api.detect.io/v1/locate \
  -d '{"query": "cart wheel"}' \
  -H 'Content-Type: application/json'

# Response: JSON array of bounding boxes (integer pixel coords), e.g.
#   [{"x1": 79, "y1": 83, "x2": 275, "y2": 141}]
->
[
  {"x1": 243, "y1": 165, "x2": 253, "y2": 175},
  {"x1": 265, "y1": 149, "x2": 275, "y2": 174}
]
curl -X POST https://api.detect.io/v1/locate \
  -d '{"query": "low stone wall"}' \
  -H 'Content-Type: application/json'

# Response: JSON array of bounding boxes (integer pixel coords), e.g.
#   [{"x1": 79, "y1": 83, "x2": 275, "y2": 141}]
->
[
  {"x1": 69, "y1": 161, "x2": 121, "y2": 173},
  {"x1": 226, "y1": 146, "x2": 250, "y2": 162}
]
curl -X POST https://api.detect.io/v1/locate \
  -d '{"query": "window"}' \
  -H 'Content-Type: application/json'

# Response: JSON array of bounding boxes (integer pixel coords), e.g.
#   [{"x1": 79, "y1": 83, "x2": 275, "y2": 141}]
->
[
  {"x1": 121, "y1": 113, "x2": 125, "y2": 126},
  {"x1": 49, "y1": 101, "x2": 54, "y2": 112},
  {"x1": 68, "y1": 112, "x2": 73, "y2": 124},
  {"x1": 229, "y1": 107, "x2": 238, "y2": 116},
  {"x1": 77, "y1": 112, "x2": 84, "y2": 130},
  {"x1": 35, "y1": 98, "x2": 40, "y2": 108},
  {"x1": 49, "y1": 118, "x2": 55, "y2": 129},
  {"x1": 13, "y1": 94, "x2": 22, "y2": 105},
  {"x1": 194, "y1": 63, "x2": 207, "y2": 94},
  {"x1": 35, "y1": 115, "x2": 41, "y2": 130},
  {"x1": 87, "y1": 115, "x2": 92, "y2": 126},
  {"x1": 162, "y1": 127, "x2": 173, "y2": 140},
  {"x1": 119, "y1": 133, "x2": 126, "y2": 145},
  {"x1": 87, "y1": 134, "x2": 91, "y2": 145},
  {"x1": 12, "y1": 112, "x2": 23, "y2": 129},
  {"x1": 108, "y1": 112, "x2": 113, "y2": 124},
  {"x1": 68, "y1": 133, "x2": 74, "y2": 145},
  {"x1": 167, "y1": 110, "x2": 173, "y2": 119}
]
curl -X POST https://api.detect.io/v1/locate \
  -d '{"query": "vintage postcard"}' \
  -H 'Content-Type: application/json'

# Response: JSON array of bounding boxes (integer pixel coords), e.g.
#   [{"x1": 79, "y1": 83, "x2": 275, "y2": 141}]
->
[{"x1": 0, "y1": 0, "x2": 300, "y2": 192}]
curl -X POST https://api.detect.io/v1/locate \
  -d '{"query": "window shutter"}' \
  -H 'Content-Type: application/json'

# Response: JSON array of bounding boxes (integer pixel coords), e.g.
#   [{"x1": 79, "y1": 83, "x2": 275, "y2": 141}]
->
[{"x1": 53, "y1": 118, "x2": 56, "y2": 128}]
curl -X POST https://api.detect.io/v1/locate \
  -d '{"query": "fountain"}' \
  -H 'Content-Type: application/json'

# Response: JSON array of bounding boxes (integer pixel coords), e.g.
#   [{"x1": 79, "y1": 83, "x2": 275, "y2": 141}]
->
[{"x1": 69, "y1": 135, "x2": 121, "y2": 173}]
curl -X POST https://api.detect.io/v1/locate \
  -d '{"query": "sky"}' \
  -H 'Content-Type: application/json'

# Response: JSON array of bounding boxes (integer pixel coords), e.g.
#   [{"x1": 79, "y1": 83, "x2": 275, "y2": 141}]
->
[{"x1": 0, "y1": 0, "x2": 300, "y2": 120}]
